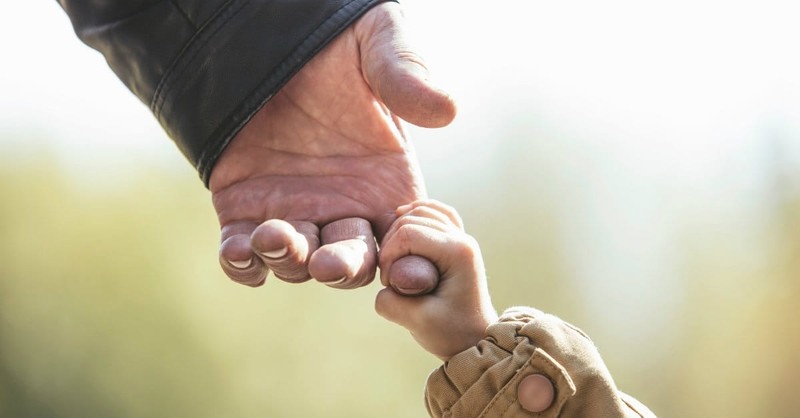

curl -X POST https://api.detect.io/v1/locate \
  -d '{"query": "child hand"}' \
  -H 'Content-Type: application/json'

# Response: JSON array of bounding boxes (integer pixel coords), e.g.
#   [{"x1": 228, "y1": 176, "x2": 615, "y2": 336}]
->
[{"x1": 375, "y1": 200, "x2": 498, "y2": 361}]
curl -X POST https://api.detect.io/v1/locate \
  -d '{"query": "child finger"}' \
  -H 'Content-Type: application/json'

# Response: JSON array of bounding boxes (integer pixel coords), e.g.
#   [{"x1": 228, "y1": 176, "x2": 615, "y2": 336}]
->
[
  {"x1": 381, "y1": 214, "x2": 452, "y2": 250},
  {"x1": 379, "y1": 223, "x2": 448, "y2": 277},
  {"x1": 400, "y1": 205, "x2": 459, "y2": 228},
  {"x1": 380, "y1": 223, "x2": 480, "y2": 282},
  {"x1": 374, "y1": 287, "x2": 425, "y2": 328},
  {"x1": 396, "y1": 199, "x2": 464, "y2": 230}
]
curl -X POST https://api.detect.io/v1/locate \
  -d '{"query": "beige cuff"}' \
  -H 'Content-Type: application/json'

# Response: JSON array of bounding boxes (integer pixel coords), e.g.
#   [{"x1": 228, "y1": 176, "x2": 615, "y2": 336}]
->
[{"x1": 424, "y1": 307, "x2": 656, "y2": 418}]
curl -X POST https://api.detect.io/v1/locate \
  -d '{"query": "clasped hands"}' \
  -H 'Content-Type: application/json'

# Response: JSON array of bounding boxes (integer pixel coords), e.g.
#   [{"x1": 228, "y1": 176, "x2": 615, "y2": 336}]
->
[{"x1": 209, "y1": 3, "x2": 455, "y2": 295}]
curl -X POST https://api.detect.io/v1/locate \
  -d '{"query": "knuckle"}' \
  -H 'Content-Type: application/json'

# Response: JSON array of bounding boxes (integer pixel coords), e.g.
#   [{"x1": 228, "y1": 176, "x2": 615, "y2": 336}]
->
[
  {"x1": 451, "y1": 234, "x2": 480, "y2": 260},
  {"x1": 242, "y1": 279, "x2": 265, "y2": 288},
  {"x1": 394, "y1": 215, "x2": 416, "y2": 229},
  {"x1": 407, "y1": 206, "x2": 434, "y2": 218},
  {"x1": 232, "y1": 274, "x2": 265, "y2": 287},
  {"x1": 396, "y1": 223, "x2": 420, "y2": 243},
  {"x1": 442, "y1": 203, "x2": 461, "y2": 221},
  {"x1": 272, "y1": 267, "x2": 311, "y2": 283}
]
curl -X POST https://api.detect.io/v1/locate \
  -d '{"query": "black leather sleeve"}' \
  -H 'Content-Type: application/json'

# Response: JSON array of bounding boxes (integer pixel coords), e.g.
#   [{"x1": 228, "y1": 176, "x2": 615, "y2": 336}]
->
[{"x1": 57, "y1": 0, "x2": 388, "y2": 185}]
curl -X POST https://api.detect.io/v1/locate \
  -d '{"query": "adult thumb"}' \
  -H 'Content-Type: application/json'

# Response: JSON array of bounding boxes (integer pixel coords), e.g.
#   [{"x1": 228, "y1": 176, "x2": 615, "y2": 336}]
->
[{"x1": 356, "y1": 3, "x2": 457, "y2": 128}]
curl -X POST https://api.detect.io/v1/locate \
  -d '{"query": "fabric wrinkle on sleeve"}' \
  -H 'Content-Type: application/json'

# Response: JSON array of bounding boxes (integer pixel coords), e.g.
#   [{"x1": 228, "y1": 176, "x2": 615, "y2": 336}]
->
[{"x1": 424, "y1": 307, "x2": 657, "y2": 418}]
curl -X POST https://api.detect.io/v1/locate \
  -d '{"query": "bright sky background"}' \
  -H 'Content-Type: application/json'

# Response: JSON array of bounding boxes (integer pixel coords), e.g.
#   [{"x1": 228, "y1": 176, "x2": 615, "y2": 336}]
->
[
  {"x1": 0, "y1": 2, "x2": 176, "y2": 179},
  {"x1": 1, "y1": 1, "x2": 798, "y2": 174},
  {"x1": 2, "y1": 0, "x2": 799, "y2": 360}
]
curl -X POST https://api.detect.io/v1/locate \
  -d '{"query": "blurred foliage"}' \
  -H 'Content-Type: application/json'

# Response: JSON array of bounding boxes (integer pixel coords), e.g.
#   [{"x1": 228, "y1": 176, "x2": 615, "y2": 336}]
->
[
  {"x1": 0, "y1": 151, "x2": 437, "y2": 418},
  {"x1": 671, "y1": 168, "x2": 800, "y2": 418},
  {"x1": 1, "y1": 134, "x2": 799, "y2": 418}
]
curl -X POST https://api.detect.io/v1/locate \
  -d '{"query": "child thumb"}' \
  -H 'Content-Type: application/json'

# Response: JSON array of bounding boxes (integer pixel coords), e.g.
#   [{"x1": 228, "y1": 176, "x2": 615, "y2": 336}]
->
[{"x1": 374, "y1": 287, "x2": 424, "y2": 327}]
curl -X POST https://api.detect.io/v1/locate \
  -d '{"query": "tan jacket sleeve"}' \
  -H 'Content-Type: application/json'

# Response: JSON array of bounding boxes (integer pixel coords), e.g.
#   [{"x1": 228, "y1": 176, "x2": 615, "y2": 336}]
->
[{"x1": 425, "y1": 307, "x2": 656, "y2": 418}]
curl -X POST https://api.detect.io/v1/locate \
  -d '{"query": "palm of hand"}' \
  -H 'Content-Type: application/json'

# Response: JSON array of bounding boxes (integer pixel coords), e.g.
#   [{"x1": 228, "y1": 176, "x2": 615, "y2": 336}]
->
[
  {"x1": 210, "y1": 33, "x2": 425, "y2": 237},
  {"x1": 208, "y1": 5, "x2": 454, "y2": 288}
]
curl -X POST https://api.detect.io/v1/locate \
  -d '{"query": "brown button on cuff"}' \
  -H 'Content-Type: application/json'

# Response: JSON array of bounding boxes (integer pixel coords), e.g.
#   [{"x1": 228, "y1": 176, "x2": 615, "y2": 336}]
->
[{"x1": 518, "y1": 373, "x2": 555, "y2": 413}]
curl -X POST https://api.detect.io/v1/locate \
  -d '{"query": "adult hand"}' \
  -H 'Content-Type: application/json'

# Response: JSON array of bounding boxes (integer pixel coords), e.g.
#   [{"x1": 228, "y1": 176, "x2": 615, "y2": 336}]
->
[{"x1": 209, "y1": 2, "x2": 456, "y2": 289}]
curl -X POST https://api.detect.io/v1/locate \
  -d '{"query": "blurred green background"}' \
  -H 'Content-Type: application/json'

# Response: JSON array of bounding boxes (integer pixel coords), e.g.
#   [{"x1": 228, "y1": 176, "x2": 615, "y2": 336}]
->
[{"x1": 2, "y1": 1, "x2": 799, "y2": 417}]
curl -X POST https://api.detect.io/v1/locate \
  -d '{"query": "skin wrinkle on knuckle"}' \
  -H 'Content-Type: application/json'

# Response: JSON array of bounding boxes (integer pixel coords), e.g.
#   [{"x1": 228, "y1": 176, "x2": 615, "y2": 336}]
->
[
  {"x1": 242, "y1": 279, "x2": 264, "y2": 288},
  {"x1": 389, "y1": 215, "x2": 422, "y2": 236},
  {"x1": 275, "y1": 274, "x2": 308, "y2": 284},
  {"x1": 394, "y1": 49, "x2": 430, "y2": 74},
  {"x1": 409, "y1": 201, "x2": 460, "y2": 228},
  {"x1": 378, "y1": 228, "x2": 402, "y2": 251},
  {"x1": 365, "y1": 21, "x2": 400, "y2": 68},
  {"x1": 396, "y1": 223, "x2": 420, "y2": 249},
  {"x1": 359, "y1": 4, "x2": 426, "y2": 77},
  {"x1": 231, "y1": 272, "x2": 265, "y2": 287},
  {"x1": 265, "y1": 247, "x2": 310, "y2": 278},
  {"x1": 405, "y1": 206, "x2": 439, "y2": 222}
]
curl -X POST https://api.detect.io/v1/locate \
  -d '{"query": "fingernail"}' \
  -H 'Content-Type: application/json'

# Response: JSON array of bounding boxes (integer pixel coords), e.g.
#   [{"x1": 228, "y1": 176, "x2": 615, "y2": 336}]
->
[
  {"x1": 328, "y1": 276, "x2": 348, "y2": 285},
  {"x1": 261, "y1": 247, "x2": 288, "y2": 259},
  {"x1": 228, "y1": 258, "x2": 253, "y2": 269},
  {"x1": 394, "y1": 286, "x2": 427, "y2": 296}
]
